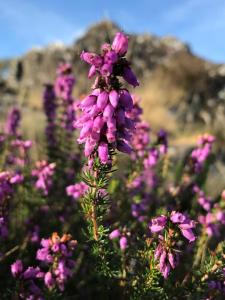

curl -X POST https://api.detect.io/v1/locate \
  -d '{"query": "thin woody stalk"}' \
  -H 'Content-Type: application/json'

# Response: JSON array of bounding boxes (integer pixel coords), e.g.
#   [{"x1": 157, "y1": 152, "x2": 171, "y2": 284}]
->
[
  {"x1": 90, "y1": 183, "x2": 99, "y2": 241},
  {"x1": 91, "y1": 200, "x2": 99, "y2": 241}
]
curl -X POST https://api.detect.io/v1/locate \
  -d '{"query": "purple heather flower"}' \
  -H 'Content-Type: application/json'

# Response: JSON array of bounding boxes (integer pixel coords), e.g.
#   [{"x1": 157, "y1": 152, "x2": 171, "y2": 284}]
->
[
  {"x1": 161, "y1": 263, "x2": 170, "y2": 279},
  {"x1": 149, "y1": 215, "x2": 167, "y2": 233},
  {"x1": 144, "y1": 148, "x2": 159, "y2": 168},
  {"x1": 197, "y1": 133, "x2": 215, "y2": 146},
  {"x1": 97, "y1": 91, "x2": 109, "y2": 110},
  {"x1": 44, "y1": 272, "x2": 55, "y2": 289},
  {"x1": 54, "y1": 63, "x2": 76, "y2": 132},
  {"x1": 109, "y1": 229, "x2": 121, "y2": 239},
  {"x1": 150, "y1": 211, "x2": 196, "y2": 279},
  {"x1": 179, "y1": 227, "x2": 196, "y2": 242},
  {"x1": 154, "y1": 244, "x2": 163, "y2": 260},
  {"x1": 23, "y1": 267, "x2": 41, "y2": 280},
  {"x1": 154, "y1": 245, "x2": 178, "y2": 279},
  {"x1": 109, "y1": 90, "x2": 119, "y2": 108},
  {"x1": 5, "y1": 107, "x2": 21, "y2": 136},
  {"x1": 216, "y1": 210, "x2": 225, "y2": 224},
  {"x1": 111, "y1": 32, "x2": 128, "y2": 56},
  {"x1": 117, "y1": 140, "x2": 132, "y2": 154},
  {"x1": 131, "y1": 198, "x2": 149, "y2": 222},
  {"x1": 98, "y1": 142, "x2": 109, "y2": 164},
  {"x1": 88, "y1": 65, "x2": 97, "y2": 78},
  {"x1": 104, "y1": 50, "x2": 118, "y2": 64},
  {"x1": 10, "y1": 173, "x2": 24, "y2": 184},
  {"x1": 119, "y1": 89, "x2": 133, "y2": 111},
  {"x1": 11, "y1": 262, "x2": 44, "y2": 299},
  {"x1": 55, "y1": 64, "x2": 75, "y2": 101},
  {"x1": 36, "y1": 233, "x2": 77, "y2": 291},
  {"x1": 190, "y1": 134, "x2": 215, "y2": 173},
  {"x1": 170, "y1": 211, "x2": 186, "y2": 223},
  {"x1": 198, "y1": 196, "x2": 212, "y2": 211},
  {"x1": 157, "y1": 129, "x2": 168, "y2": 154},
  {"x1": 43, "y1": 84, "x2": 56, "y2": 120},
  {"x1": 119, "y1": 236, "x2": 128, "y2": 251},
  {"x1": 80, "y1": 51, "x2": 103, "y2": 67},
  {"x1": 32, "y1": 161, "x2": 56, "y2": 196},
  {"x1": 66, "y1": 182, "x2": 88, "y2": 200},
  {"x1": 101, "y1": 63, "x2": 113, "y2": 77},
  {"x1": 199, "y1": 208, "x2": 225, "y2": 237},
  {"x1": 122, "y1": 66, "x2": 139, "y2": 87},
  {"x1": 168, "y1": 252, "x2": 176, "y2": 269},
  {"x1": 11, "y1": 260, "x2": 23, "y2": 277},
  {"x1": 131, "y1": 121, "x2": 150, "y2": 158}
]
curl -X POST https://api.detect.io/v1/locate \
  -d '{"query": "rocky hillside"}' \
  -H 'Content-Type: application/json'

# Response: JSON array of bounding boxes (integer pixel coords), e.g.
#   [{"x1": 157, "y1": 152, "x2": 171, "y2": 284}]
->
[{"x1": 0, "y1": 20, "x2": 225, "y2": 142}]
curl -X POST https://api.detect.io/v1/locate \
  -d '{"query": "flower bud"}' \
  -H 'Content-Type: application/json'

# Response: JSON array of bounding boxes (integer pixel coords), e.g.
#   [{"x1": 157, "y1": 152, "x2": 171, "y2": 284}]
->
[{"x1": 112, "y1": 32, "x2": 128, "y2": 56}]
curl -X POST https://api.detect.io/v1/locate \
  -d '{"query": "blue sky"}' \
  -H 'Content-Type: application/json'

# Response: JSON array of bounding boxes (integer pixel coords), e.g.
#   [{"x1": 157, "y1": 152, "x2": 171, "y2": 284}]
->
[{"x1": 0, "y1": 0, "x2": 225, "y2": 63}]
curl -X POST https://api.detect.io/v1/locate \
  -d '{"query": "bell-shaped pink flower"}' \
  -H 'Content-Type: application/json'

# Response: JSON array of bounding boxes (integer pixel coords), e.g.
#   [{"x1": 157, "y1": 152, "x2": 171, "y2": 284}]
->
[
  {"x1": 119, "y1": 90, "x2": 133, "y2": 111},
  {"x1": 109, "y1": 90, "x2": 119, "y2": 108},
  {"x1": 103, "y1": 103, "x2": 115, "y2": 121},
  {"x1": 97, "y1": 91, "x2": 109, "y2": 110},
  {"x1": 112, "y1": 32, "x2": 128, "y2": 56},
  {"x1": 149, "y1": 215, "x2": 167, "y2": 233},
  {"x1": 119, "y1": 236, "x2": 128, "y2": 250},
  {"x1": 122, "y1": 66, "x2": 139, "y2": 87},
  {"x1": 98, "y1": 142, "x2": 108, "y2": 164},
  {"x1": 109, "y1": 229, "x2": 120, "y2": 239},
  {"x1": 88, "y1": 65, "x2": 96, "y2": 78},
  {"x1": 117, "y1": 140, "x2": 132, "y2": 154}
]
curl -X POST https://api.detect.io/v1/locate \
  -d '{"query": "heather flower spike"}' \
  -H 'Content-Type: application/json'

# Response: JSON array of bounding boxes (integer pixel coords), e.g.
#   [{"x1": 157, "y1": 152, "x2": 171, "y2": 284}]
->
[
  {"x1": 5, "y1": 107, "x2": 21, "y2": 136},
  {"x1": 77, "y1": 31, "x2": 139, "y2": 164},
  {"x1": 54, "y1": 63, "x2": 76, "y2": 132},
  {"x1": 77, "y1": 32, "x2": 139, "y2": 241},
  {"x1": 149, "y1": 211, "x2": 196, "y2": 278}
]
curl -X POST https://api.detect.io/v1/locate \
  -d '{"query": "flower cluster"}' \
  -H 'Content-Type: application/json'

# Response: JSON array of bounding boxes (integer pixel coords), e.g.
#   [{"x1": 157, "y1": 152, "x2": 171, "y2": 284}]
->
[
  {"x1": 32, "y1": 161, "x2": 56, "y2": 195},
  {"x1": 193, "y1": 185, "x2": 213, "y2": 211},
  {"x1": 7, "y1": 139, "x2": 32, "y2": 167},
  {"x1": 195, "y1": 188, "x2": 225, "y2": 237},
  {"x1": 127, "y1": 128, "x2": 168, "y2": 219},
  {"x1": 76, "y1": 32, "x2": 139, "y2": 164},
  {"x1": 11, "y1": 260, "x2": 44, "y2": 299},
  {"x1": 0, "y1": 171, "x2": 23, "y2": 197},
  {"x1": 5, "y1": 107, "x2": 21, "y2": 136},
  {"x1": 55, "y1": 63, "x2": 75, "y2": 101},
  {"x1": 144, "y1": 130, "x2": 168, "y2": 168},
  {"x1": 43, "y1": 84, "x2": 57, "y2": 146},
  {"x1": 11, "y1": 233, "x2": 77, "y2": 298},
  {"x1": 131, "y1": 196, "x2": 150, "y2": 222},
  {"x1": 55, "y1": 63, "x2": 76, "y2": 132},
  {"x1": 36, "y1": 232, "x2": 77, "y2": 291},
  {"x1": 66, "y1": 181, "x2": 88, "y2": 201},
  {"x1": 149, "y1": 211, "x2": 196, "y2": 278},
  {"x1": 0, "y1": 171, "x2": 23, "y2": 237},
  {"x1": 190, "y1": 134, "x2": 215, "y2": 173},
  {"x1": 127, "y1": 94, "x2": 143, "y2": 122},
  {"x1": 131, "y1": 121, "x2": 150, "y2": 158}
]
